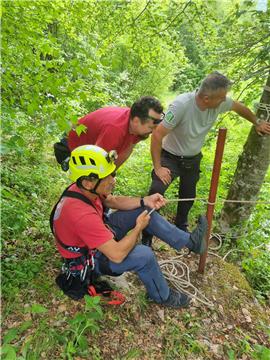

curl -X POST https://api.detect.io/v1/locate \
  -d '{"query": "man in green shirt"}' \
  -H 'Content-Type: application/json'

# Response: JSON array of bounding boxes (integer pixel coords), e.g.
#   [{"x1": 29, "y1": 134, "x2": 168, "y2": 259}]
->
[{"x1": 143, "y1": 71, "x2": 270, "y2": 243}]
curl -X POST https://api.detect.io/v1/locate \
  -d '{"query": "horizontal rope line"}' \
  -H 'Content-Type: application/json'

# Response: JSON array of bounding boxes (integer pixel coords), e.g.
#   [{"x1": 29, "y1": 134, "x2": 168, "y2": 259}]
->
[{"x1": 166, "y1": 198, "x2": 270, "y2": 205}]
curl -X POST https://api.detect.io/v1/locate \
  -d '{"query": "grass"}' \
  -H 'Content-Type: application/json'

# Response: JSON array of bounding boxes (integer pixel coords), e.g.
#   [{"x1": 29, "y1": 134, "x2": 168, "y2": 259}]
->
[{"x1": 1, "y1": 107, "x2": 270, "y2": 358}]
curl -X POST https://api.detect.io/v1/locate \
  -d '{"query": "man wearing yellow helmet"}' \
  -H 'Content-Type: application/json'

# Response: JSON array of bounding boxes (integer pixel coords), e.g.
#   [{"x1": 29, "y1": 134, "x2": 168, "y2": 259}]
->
[{"x1": 51, "y1": 145, "x2": 208, "y2": 308}]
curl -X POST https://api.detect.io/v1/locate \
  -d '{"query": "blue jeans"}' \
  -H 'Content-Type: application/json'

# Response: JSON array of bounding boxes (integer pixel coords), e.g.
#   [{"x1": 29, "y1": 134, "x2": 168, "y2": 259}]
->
[{"x1": 94, "y1": 207, "x2": 191, "y2": 303}]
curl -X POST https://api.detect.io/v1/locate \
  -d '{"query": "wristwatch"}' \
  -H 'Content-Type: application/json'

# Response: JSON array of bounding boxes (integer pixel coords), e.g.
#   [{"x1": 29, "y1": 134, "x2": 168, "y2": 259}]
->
[{"x1": 140, "y1": 197, "x2": 145, "y2": 207}]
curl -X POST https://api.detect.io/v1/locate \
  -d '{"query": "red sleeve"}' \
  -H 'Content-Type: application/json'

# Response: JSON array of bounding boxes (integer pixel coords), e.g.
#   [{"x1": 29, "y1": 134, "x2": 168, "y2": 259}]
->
[
  {"x1": 132, "y1": 136, "x2": 141, "y2": 144},
  {"x1": 75, "y1": 212, "x2": 114, "y2": 249}
]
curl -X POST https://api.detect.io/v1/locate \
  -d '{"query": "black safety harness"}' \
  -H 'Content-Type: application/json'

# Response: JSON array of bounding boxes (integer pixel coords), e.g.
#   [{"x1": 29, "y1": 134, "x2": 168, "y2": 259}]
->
[{"x1": 50, "y1": 186, "x2": 125, "y2": 305}]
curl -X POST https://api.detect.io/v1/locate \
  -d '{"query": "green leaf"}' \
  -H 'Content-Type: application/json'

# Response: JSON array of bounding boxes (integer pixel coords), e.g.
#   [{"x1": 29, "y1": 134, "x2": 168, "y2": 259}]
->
[
  {"x1": 66, "y1": 340, "x2": 76, "y2": 355},
  {"x1": 252, "y1": 344, "x2": 270, "y2": 360},
  {"x1": 77, "y1": 334, "x2": 88, "y2": 350},
  {"x1": 85, "y1": 294, "x2": 101, "y2": 308},
  {"x1": 75, "y1": 124, "x2": 87, "y2": 136},
  {"x1": 227, "y1": 349, "x2": 236, "y2": 360},
  {"x1": 1, "y1": 344, "x2": 17, "y2": 360},
  {"x1": 71, "y1": 313, "x2": 85, "y2": 324},
  {"x1": 87, "y1": 312, "x2": 102, "y2": 321},
  {"x1": 3, "y1": 328, "x2": 19, "y2": 344},
  {"x1": 21, "y1": 340, "x2": 31, "y2": 358},
  {"x1": 30, "y1": 303, "x2": 48, "y2": 314}
]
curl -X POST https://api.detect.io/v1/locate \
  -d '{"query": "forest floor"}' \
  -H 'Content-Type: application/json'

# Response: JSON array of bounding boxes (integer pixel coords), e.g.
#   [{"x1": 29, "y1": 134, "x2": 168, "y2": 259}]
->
[{"x1": 2, "y1": 236, "x2": 270, "y2": 360}]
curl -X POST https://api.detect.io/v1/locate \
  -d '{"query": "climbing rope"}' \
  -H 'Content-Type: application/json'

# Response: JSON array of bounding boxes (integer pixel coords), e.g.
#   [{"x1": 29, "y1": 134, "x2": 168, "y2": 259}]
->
[
  {"x1": 256, "y1": 102, "x2": 270, "y2": 122},
  {"x1": 157, "y1": 196, "x2": 269, "y2": 308},
  {"x1": 159, "y1": 255, "x2": 215, "y2": 307},
  {"x1": 158, "y1": 232, "x2": 267, "y2": 308},
  {"x1": 158, "y1": 235, "x2": 223, "y2": 308},
  {"x1": 166, "y1": 197, "x2": 270, "y2": 205}
]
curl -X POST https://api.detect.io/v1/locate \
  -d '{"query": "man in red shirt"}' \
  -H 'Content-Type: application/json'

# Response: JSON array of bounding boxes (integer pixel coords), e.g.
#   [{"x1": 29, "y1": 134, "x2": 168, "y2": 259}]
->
[
  {"x1": 54, "y1": 96, "x2": 164, "y2": 170},
  {"x1": 52, "y1": 145, "x2": 208, "y2": 308}
]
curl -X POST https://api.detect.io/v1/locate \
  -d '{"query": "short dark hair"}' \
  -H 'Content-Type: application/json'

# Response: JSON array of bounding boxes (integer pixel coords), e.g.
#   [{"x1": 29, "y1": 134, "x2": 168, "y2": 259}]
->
[
  {"x1": 130, "y1": 96, "x2": 163, "y2": 124},
  {"x1": 198, "y1": 71, "x2": 233, "y2": 97}
]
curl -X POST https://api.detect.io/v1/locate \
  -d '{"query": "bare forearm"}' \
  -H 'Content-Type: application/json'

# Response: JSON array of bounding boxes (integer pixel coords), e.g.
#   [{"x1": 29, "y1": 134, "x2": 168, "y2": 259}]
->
[
  {"x1": 151, "y1": 132, "x2": 163, "y2": 170},
  {"x1": 231, "y1": 100, "x2": 270, "y2": 135},
  {"x1": 98, "y1": 226, "x2": 141, "y2": 264},
  {"x1": 232, "y1": 101, "x2": 257, "y2": 125},
  {"x1": 113, "y1": 225, "x2": 142, "y2": 262}
]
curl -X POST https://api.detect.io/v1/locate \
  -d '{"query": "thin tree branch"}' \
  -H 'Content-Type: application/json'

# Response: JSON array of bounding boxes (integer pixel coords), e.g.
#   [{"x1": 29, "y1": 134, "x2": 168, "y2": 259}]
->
[
  {"x1": 209, "y1": 32, "x2": 270, "y2": 57},
  {"x1": 159, "y1": 1, "x2": 193, "y2": 33},
  {"x1": 243, "y1": 66, "x2": 270, "y2": 81},
  {"x1": 236, "y1": 78, "x2": 260, "y2": 100},
  {"x1": 132, "y1": 0, "x2": 152, "y2": 24}
]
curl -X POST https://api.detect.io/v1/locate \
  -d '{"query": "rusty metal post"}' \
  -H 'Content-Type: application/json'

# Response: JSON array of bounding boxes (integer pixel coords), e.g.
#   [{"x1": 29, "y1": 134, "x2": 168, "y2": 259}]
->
[{"x1": 198, "y1": 128, "x2": 227, "y2": 274}]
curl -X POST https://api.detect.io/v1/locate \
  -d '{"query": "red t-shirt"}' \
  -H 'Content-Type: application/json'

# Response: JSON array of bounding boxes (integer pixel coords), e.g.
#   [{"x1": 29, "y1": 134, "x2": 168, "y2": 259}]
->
[
  {"x1": 53, "y1": 184, "x2": 113, "y2": 258},
  {"x1": 67, "y1": 107, "x2": 140, "y2": 154}
]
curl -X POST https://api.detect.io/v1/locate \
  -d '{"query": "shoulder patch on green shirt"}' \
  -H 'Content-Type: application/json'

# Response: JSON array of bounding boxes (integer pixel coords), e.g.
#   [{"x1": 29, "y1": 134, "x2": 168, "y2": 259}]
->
[{"x1": 165, "y1": 110, "x2": 175, "y2": 124}]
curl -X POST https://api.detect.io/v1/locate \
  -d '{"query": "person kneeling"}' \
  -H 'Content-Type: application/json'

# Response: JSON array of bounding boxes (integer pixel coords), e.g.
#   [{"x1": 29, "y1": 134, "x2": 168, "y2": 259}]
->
[{"x1": 51, "y1": 145, "x2": 208, "y2": 308}]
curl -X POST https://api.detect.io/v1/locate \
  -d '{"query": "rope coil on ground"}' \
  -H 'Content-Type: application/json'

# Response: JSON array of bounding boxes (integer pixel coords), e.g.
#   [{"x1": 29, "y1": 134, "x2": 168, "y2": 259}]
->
[
  {"x1": 156, "y1": 195, "x2": 268, "y2": 308},
  {"x1": 158, "y1": 255, "x2": 214, "y2": 308},
  {"x1": 158, "y1": 232, "x2": 267, "y2": 308},
  {"x1": 159, "y1": 233, "x2": 227, "y2": 308}
]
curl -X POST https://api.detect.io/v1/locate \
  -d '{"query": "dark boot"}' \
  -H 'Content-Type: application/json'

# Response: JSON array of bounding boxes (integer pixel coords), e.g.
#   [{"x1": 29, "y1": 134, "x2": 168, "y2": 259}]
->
[
  {"x1": 189, "y1": 215, "x2": 208, "y2": 254},
  {"x1": 161, "y1": 288, "x2": 191, "y2": 308}
]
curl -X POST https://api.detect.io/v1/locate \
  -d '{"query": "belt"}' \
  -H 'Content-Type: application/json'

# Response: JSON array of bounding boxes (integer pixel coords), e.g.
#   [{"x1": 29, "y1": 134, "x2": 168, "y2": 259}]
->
[
  {"x1": 162, "y1": 149, "x2": 201, "y2": 159},
  {"x1": 177, "y1": 154, "x2": 200, "y2": 159}
]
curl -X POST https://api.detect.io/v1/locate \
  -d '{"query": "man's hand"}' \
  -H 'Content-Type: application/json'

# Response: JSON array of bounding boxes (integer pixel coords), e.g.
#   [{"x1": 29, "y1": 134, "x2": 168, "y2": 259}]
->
[
  {"x1": 155, "y1": 167, "x2": 171, "y2": 185},
  {"x1": 232, "y1": 101, "x2": 270, "y2": 136},
  {"x1": 144, "y1": 193, "x2": 167, "y2": 210},
  {"x1": 255, "y1": 121, "x2": 270, "y2": 136},
  {"x1": 135, "y1": 210, "x2": 150, "y2": 231}
]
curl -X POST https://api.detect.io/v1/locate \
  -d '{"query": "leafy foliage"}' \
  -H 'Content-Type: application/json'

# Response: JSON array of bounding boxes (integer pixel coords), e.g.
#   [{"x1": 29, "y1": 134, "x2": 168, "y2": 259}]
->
[
  {"x1": 1, "y1": 0, "x2": 270, "y2": 358},
  {"x1": 2, "y1": 0, "x2": 183, "y2": 143},
  {"x1": 0, "y1": 297, "x2": 103, "y2": 360},
  {"x1": 242, "y1": 249, "x2": 270, "y2": 299}
]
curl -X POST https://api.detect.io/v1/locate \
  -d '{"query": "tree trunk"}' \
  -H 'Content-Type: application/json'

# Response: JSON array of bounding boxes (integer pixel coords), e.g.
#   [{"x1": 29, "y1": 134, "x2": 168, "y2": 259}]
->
[{"x1": 219, "y1": 72, "x2": 270, "y2": 231}]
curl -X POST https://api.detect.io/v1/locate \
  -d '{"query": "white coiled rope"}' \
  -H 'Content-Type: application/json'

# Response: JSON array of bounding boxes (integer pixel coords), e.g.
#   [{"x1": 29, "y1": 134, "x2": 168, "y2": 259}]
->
[
  {"x1": 159, "y1": 254, "x2": 215, "y2": 308},
  {"x1": 158, "y1": 232, "x2": 266, "y2": 308},
  {"x1": 157, "y1": 193, "x2": 269, "y2": 308},
  {"x1": 157, "y1": 233, "x2": 224, "y2": 308}
]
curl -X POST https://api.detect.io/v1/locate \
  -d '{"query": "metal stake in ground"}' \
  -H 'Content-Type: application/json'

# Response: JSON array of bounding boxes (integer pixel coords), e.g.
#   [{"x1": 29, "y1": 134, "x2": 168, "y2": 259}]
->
[{"x1": 198, "y1": 128, "x2": 227, "y2": 274}]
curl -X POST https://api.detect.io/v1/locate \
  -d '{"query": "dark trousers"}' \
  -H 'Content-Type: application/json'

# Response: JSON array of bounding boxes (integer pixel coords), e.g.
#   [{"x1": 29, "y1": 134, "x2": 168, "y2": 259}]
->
[{"x1": 149, "y1": 149, "x2": 202, "y2": 230}]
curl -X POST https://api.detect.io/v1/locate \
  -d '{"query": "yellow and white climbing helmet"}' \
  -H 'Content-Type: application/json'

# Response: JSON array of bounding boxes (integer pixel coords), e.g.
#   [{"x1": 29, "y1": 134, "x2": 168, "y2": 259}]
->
[{"x1": 69, "y1": 145, "x2": 117, "y2": 182}]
